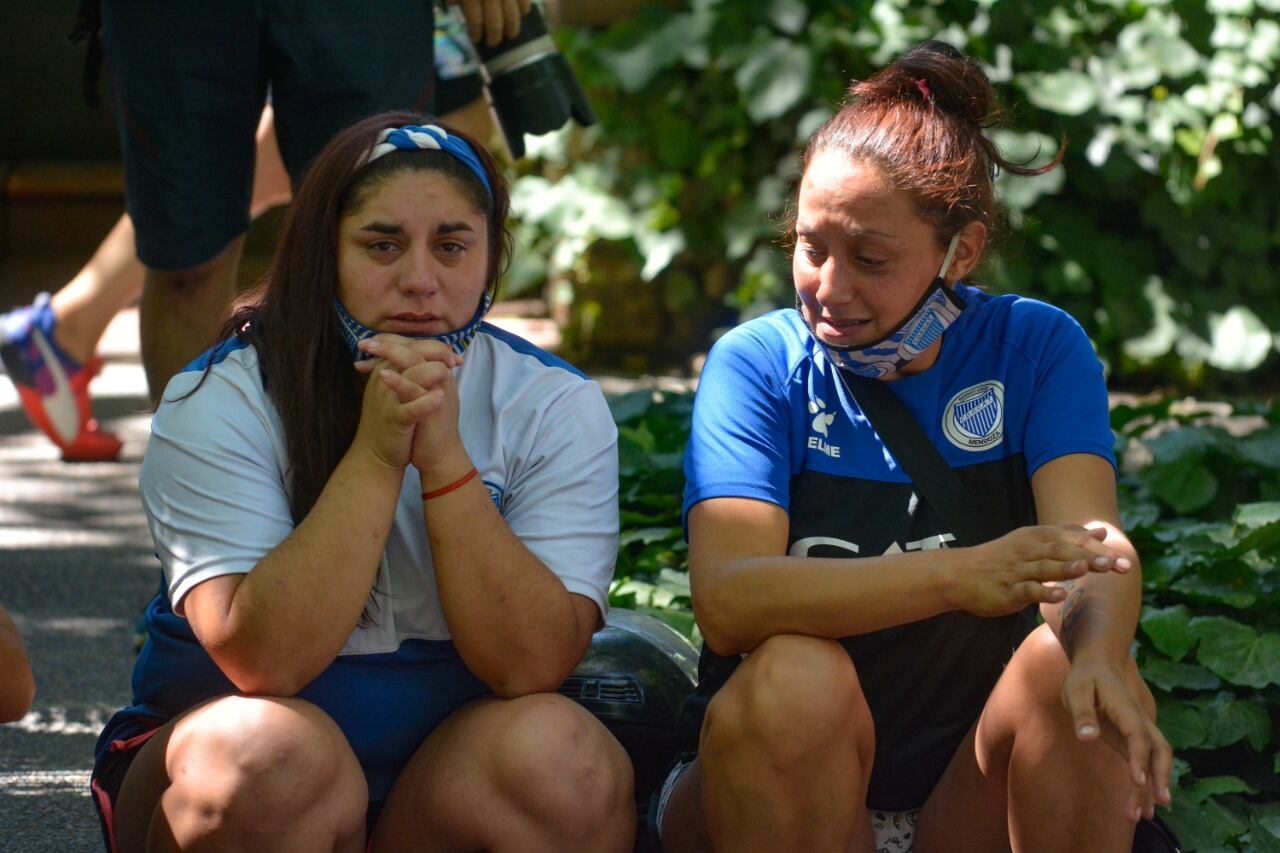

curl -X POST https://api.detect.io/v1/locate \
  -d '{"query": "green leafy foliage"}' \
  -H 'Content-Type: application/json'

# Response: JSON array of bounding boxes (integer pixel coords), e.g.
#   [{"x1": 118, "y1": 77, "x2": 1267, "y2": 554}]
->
[
  {"x1": 519, "y1": 0, "x2": 1280, "y2": 384},
  {"x1": 609, "y1": 391, "x2": 1280, "y2": 849}
]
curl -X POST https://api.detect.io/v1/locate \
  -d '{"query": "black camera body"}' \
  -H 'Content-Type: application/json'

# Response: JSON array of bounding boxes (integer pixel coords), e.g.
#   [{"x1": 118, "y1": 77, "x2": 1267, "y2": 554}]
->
[{"x1": 471, "y1": 3, "x2": 596, "y2": 158}]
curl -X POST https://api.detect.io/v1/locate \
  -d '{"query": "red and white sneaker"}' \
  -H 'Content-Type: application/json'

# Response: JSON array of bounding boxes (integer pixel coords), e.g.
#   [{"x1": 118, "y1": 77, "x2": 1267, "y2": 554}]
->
[{"x1": 0, "y1": 293, "x2": 123, "y2": 462}]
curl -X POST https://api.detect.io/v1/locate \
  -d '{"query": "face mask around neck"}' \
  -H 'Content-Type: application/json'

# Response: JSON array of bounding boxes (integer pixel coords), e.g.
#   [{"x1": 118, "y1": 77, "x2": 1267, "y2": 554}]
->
[
  {"x1": 812, "y1": 233, "x2": 965, "y2": 380},
  {"x1": 335, "y1": 292, "x2": 492, "y2": 361}
]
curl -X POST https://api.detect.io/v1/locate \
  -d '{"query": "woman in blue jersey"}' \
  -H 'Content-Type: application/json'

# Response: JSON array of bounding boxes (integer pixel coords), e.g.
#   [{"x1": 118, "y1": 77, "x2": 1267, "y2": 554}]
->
[
  {"x1": 658, "y1": 42, "x2": 1171, "y2": 853},
  {"x1": 90, "y1": 112, "x2": 633, "y2": 853}
]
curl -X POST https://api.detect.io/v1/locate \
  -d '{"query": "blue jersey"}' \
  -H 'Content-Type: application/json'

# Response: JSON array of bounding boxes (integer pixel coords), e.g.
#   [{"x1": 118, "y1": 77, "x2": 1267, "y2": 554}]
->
[{"x1": 682, "y1": 285, "x2": 1115, "y2": 809}]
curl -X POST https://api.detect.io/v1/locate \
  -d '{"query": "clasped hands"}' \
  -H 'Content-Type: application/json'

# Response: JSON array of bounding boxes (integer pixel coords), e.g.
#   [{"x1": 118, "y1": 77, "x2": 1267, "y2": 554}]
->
[{"x1": 352, "y1": 334, "x2": 467, "y2": 479}]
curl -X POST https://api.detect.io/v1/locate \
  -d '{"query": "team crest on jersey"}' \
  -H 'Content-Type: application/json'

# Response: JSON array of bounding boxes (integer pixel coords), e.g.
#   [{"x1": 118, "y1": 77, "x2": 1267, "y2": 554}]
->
[
  {"x1": 484, "y1": 480, "x2": 505, "y2": 510},
  {"x1": 942, "y1": 381, "x2": 1005, "y2": 451}
]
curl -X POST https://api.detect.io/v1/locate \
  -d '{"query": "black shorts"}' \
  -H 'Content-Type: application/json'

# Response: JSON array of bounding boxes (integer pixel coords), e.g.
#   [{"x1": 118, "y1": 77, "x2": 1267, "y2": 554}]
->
[{"x1": 101, "y1": 0, "x2": 437, "y2": 270}]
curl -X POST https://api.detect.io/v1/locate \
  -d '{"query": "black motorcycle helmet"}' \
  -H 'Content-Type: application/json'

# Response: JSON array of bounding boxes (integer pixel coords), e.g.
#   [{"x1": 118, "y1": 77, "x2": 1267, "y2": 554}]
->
[{"x1": 560, "y1": 609, "x2": 698, "y2": 811}]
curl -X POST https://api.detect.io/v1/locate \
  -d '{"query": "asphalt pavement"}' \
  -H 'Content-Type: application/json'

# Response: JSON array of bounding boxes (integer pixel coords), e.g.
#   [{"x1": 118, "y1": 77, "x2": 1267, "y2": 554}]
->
[{"x1": 0, "y1": 313, "x2": 154, "y2": 852}]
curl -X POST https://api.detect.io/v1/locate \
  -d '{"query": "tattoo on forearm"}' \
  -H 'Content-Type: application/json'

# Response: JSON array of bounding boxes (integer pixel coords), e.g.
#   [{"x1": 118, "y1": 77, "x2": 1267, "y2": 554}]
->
[{"x1": 1059, "y1": 586, "x2": 1088, "y2": 659}]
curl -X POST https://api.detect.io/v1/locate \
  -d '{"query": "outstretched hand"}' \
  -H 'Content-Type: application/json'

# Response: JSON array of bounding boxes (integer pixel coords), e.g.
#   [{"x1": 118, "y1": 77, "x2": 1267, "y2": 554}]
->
[
  {"x1": 1062, "y1": 660, "x2": 1173, "y2": 822},
  {"x1": 946, "y1": 525, "x2": 1131, "y2": 617}
]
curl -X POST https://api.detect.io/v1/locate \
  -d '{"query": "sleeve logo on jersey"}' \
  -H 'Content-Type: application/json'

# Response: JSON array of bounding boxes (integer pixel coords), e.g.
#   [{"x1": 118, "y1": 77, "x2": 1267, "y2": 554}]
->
[
  {"x1": 942, "y1": 381, "x2": 1005, "y2": 451},
  {"x1": 807, "y1": 396, "x2": 841, "y2": 457},
  {"x1": 484, "y1": 480, "x2": 505, "y2": 511}
]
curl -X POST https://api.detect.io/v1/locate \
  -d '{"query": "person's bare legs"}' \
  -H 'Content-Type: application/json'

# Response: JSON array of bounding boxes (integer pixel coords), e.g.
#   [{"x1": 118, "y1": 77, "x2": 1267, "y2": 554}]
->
[
  {"x1": 46, "y1": 106, "x2": 290, "y2": 371},
  {"x1": 914, "y1": 623, "x2": 1145, "y2": 853},
  {"x1": 48, "y1": 215, "x2": 145, "y2": 365},
  {"x1": 248, "y1": 104, "x2": 292, "y2": 218},
  {"x1": 112, "y1": 695, "x2": 367, "y2": 853},
  {"x1": 371, "y1": 693, "x2": 634, "y2": 853},
  {"x1": 140, "y1": 236, "x2": 246, "y2": 406},
  {"x1": 661, "y1": 634, "x2": 877, "y2": 853}
]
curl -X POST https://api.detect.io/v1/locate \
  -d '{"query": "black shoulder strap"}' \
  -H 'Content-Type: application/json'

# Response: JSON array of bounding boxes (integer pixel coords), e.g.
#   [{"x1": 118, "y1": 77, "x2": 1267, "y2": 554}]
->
[{"x1": 838, "y1": 371, "x2": 1002, "y2": 547}]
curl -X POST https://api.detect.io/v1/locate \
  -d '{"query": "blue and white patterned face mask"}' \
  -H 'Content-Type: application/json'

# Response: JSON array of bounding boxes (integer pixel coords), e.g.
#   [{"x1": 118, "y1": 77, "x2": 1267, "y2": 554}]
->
[
  {"x1": 336, "y1": 292, "x2": 492, "y2": 361},
  {"x1": 815, "y1": 234, "x2": 965, "y2": 380}
]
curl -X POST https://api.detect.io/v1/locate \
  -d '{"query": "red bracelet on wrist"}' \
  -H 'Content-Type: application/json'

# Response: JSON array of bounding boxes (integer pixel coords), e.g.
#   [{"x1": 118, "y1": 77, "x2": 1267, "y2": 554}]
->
[{"x1": 421, "y1": 466, "x2": 478, "y2": 501}]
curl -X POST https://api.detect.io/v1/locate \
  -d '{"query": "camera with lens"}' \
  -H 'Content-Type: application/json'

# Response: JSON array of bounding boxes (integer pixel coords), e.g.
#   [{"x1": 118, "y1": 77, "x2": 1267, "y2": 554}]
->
[{"x1": 464, "y1": 2, "x2": 596, "y2": 158}]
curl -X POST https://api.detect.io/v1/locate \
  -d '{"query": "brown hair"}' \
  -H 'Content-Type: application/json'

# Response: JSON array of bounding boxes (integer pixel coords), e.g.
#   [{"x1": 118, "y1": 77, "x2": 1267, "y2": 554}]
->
[
  {"x1": 211, "y1": 111, "x2": 513, "y2": 523},
  {"x1": 799, "y1": 40, "x2": 1062, "y2": 250}
]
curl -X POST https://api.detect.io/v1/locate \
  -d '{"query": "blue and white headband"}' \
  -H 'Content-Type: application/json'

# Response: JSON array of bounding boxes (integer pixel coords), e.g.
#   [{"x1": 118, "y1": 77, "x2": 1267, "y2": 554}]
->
[
  {"x1": 336, "y1": 292, "x2": 493, "y2": 362},
  {"x1": 816, "y1": 234, "x2": 966, "y2": 380},
  {"x1": 364, "y1": 124, "x2": 492, "y2": 198}
]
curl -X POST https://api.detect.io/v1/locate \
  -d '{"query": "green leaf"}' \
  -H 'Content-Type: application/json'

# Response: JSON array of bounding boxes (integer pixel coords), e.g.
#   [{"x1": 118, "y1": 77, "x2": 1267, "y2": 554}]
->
[
  {"x1": 1235, "y1": 502, "x2": 1280, "y2": 529},
  {"x1": 1194, "y1": 692, "x2": 1272, "y2": 750},
  {"x1": 1191, "y1": 617, "x2": 1280, "y2": 688},
  {"x1": 1140, "y1": 658, "x2": 1221, "y2": 691},
  {"x1": 1206, "y1": 306, "x2": 1274, "y2": 371},
  {"x1": 1121, "y1": 500, "x2": 1162, "y2": 533},
  {"x1": 619, "y1": 422, "x2": 657, "y2": 454},
  {"x1": 608, "y1": 389, "x2": 656, "y2": 425},
  {"x1": 1247, "y1": 820, "x2": 1280, "y2": 853},
  {"x1": 1171, "y1": 560, "x2": 1260, "y2": 610},
  {"x1": 734, "y1": 38, "x2": 812, "y2": 123},
  {"x1": 1154, "y1": 696, "x2": 1207, "y2": 749},
  {"x1": 1143, "y1": 427, "x2": 1232, "y2": 464},
  {"x1": 766, "y1": 0, "x2": 808, "y2": 34},
  {"x1": 1020, "y1": 70, "x2": 1098, "y2": 116},
  {"x1": 1141, "y1": 605, "x2": 1198, "y2": 661},
  {"x1": 1161, "y1": 796, "x2": 1248, "y2": 853},
  {"x1": 1182, "y1": 774, "x2": 1255, "y2": 803},
  {"x1": 1226, "y1": 518, "x2": 1280, "y2": 558},
  {"x1": 1140, "y1": 454, "x2": 1219, "y2": 514},
  {"x1": 656, "y1": 567, "x2": 692, "y2": 599},
  {"x1": 1238, "y1": 432, "x2": 1280, "y2": 471},
  {"x1": 619, "y1": 526, "x2": 680, "y2": 547}
]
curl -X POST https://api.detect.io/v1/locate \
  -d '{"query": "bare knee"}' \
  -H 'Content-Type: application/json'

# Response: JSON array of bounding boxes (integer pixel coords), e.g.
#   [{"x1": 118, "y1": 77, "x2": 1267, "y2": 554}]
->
[
  {"x1": 145, "y1": 238, "x2": 243, "y2": 299},
  {"x1": 164, "y1": 696, "x2": 365, "y2": 829},
  {"x1": 705, "y1": 634, "x2": 872, "y2": 771},
  {"x1": 491, "y1": 694, "x2": 634, "y2": 838}
]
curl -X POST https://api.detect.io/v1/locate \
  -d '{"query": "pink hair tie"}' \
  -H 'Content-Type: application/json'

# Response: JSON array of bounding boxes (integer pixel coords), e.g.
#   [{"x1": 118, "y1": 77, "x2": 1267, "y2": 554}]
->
[{"x1": 915, "y1": 77, "x2": 932, "y2": 101}]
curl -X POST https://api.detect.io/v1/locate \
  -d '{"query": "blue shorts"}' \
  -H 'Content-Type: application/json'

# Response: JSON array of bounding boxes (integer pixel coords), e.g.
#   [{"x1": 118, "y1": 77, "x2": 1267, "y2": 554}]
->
[
  {"x1": 101, "y1": 0, "x2": 438, "y2": 270},
  {"x1": 91, "y1": 638, "x2": 490, "y2": 852}
]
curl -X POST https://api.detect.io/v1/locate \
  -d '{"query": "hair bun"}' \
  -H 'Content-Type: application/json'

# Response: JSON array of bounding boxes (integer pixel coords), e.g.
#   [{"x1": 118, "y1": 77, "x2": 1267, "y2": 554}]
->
[{"x1": 849, "y1": 40, "x2": 997, "y2": 129}]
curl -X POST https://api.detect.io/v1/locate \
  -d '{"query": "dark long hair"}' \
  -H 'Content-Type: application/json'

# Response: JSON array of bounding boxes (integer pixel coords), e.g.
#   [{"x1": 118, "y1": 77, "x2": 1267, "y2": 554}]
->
[
  {"x1": 794, "y1": 41, "x2": 1063, "y2": 250},
  {"x1": 212, "y1": 111, "x2": 513, "y2": 523}
]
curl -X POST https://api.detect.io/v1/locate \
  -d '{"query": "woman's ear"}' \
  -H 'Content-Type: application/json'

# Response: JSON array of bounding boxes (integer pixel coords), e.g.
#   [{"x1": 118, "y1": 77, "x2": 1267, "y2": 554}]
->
[{"x1": 946, "y1": 220, "x2": 988, "y2": 283}]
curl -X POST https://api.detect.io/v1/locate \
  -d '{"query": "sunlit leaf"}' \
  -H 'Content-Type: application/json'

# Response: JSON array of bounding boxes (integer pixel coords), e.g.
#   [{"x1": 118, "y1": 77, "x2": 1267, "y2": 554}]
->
[
  {"x1": 1206, "y1": 306, "x2": 1274, "y2": 371},
  {"x1": 734, "y1": 38, "x2": 812, "y2": 123},
  {"x1": 1020, "y1": 70, "x2": 1098, "y2": 116}
]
